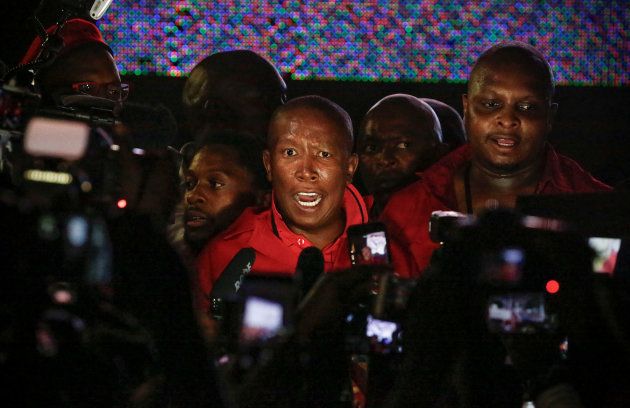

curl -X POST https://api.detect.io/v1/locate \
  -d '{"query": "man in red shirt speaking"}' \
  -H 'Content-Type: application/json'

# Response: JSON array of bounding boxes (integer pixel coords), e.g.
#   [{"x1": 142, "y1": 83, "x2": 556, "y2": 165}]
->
[{"x1": 196, "y1": 96, "x2": 416, "y2": 339}]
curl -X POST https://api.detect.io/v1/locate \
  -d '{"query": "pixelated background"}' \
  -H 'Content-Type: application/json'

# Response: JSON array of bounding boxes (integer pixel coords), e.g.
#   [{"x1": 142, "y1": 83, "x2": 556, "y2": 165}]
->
[
  {"x1": 0, "y1": 1, "x2": 628, "y2": 185},
  {"x1": 98, "y1": 0, "x2": 628, "y2": 86}
]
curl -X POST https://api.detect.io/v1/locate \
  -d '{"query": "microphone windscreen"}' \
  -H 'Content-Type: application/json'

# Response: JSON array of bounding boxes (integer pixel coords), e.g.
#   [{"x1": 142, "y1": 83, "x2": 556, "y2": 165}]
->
[
  {"x1": 296, "y1": 246, "x2": 324, "y2": 298},
  {"x1": 211, "y1": 247, "x2": 256, "y2": 298}
]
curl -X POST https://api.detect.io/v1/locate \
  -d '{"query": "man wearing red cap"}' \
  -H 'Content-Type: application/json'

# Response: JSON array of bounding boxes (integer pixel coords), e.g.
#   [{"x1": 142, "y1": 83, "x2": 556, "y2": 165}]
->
[{"x1": 22, "y1": 18, "x2": 127, "y2": 110}]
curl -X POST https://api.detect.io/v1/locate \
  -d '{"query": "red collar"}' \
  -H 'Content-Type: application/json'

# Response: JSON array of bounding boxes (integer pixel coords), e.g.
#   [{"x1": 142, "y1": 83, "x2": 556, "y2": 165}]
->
[
  {"x1": 269, "y1": 184, "x2": 368, "y2": 260},
  {"x1": 420, "y1": 142, "x2": 583, "y2": 205}
]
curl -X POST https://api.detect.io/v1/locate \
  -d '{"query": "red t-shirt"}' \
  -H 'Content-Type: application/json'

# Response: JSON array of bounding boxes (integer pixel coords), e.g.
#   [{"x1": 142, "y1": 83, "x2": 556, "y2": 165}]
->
[
  {"x1": 379, "y1": 143, "x2": 613, "y2": 271},
  {"x1": 196, "y1": 184, "x2": 418, "y2": 313}
]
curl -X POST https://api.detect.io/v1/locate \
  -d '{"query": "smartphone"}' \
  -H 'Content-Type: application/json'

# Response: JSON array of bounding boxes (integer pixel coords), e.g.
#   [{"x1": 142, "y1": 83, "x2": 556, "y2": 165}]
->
[
  {"x1": 347, "y1": 222, "x2": 391, "y2": 266},
  {"x1": 588, "y1": 237, "x2": 621, "y2": 275},
  {"x1": 239, "y1": 296, "x2": 285, "y2": 344},
  {"x1": 234, "y1": 275, "x2": 296, "y2": 349},
  {"x1": 486, "y1": 292, "x2": 558, "y2": 334},
  {"x1": 365, "y1": 314, "x2": 403, "y2": 354}
]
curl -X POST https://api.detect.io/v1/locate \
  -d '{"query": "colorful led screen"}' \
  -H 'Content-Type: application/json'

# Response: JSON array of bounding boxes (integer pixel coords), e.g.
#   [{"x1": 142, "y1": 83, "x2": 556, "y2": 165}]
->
[{"x1": 99, "y1": 1, "x2": 628, "y2": 85}]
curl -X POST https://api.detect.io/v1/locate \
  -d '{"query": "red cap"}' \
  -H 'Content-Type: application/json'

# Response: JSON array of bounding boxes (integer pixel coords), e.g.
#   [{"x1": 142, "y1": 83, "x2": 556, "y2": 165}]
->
[{"x1": 20, "y1": 18, "x2": 112, "y2": 65}]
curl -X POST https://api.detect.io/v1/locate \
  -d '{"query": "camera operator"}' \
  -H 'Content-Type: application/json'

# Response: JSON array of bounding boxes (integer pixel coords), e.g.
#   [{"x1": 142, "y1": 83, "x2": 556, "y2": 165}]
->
[
  {"x1": 196, "y1": 96, "x2": 419, "y2": 342},
  {"x1": 20, "y1": 17, "x2": 127, "y2": 114},
  {"x1": 0, "y1": 11, "x2": 221, "y2": 407},
  {"x1": 385, "y1": 209, "x2": 630, "y2": 408}
]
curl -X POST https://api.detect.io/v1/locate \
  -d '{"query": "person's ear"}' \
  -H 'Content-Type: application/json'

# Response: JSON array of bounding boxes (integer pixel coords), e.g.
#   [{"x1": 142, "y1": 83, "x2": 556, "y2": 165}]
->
[
  {"x1": 262, "y1": 150, "x2": 273, "y2": 182},
  {"x1": 346, "y1": 153, "x2": 359, "y2": 183}
]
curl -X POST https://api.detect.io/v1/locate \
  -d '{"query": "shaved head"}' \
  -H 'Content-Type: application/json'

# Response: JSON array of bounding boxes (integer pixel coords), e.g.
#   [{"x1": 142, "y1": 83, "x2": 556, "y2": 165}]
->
[
  {"x1": 468, "y1": 41, "x2": 555, "y2": 100},
  {"x1": 362, "y1": 94, "x2": 442, "y2": 144},
  {"x1": 268, "y1": 95, "x2": 354, "y2": 153},
  {"x1": 421, "y1": 98, "x2": 466, "y2": 150},
  {"x1": 183, "y1": 49, "x2": 287, "y2": 139},
  {"x1": 357, "y1": 94, "x2": 448, "y2": 197}
]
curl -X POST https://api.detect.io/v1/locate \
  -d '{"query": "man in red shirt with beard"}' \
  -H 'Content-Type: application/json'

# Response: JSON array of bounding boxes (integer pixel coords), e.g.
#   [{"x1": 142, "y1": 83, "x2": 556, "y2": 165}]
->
[{"x1": 380, "y1": 42, "x2": 611, "y2": 271}]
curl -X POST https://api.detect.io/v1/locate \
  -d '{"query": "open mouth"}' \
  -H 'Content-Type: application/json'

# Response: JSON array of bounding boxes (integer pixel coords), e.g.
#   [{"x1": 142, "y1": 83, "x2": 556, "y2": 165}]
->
[
  {"x1": 294, "y1": 192, "x2": 322, "y2": 207},
  {"x1": 490, "y1": 135, "x2": 520, "y2": 149},
  {"x1": 185, "y1": 210, "x2": 207, "y2": 227},
  {"x1": 496, "y1": 138, "x2": 517, "y2": 147}
]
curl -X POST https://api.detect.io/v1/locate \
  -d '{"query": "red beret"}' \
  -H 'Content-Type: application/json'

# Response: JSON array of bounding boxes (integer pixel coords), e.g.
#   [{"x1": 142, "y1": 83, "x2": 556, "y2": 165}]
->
[{"x1": 20, "y1": 18, "x2": 112, "y2": 65}]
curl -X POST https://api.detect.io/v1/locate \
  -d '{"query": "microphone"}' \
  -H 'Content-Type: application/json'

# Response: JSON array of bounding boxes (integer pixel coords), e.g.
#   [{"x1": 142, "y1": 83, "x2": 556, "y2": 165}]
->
[
  {"x1": 296, "y1": 246, "x2": 324, "y2": 299},
  {"x1": 209, "y1": 247, "x2": 256, "y2": 320},
  {"x1": 211, "y1": 247, "x2": 256, "y2": 299}
]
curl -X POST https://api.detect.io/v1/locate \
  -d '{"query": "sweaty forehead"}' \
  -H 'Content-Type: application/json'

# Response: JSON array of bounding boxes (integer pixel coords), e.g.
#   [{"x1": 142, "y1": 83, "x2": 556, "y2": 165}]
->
[{"x1": 268, "y1": 106, "x2": 352, "y2": 151}]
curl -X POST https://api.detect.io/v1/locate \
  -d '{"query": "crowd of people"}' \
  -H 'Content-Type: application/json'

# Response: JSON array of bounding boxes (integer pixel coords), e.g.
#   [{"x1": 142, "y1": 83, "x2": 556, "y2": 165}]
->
[{"x1": 1, "y1": 17, "x2": 629, "y2": 408}]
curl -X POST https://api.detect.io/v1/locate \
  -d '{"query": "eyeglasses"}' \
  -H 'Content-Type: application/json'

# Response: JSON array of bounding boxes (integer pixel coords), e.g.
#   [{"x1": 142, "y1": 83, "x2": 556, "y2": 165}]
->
[{"x1": 70, "y1": 81, "x2": 130, "y2": 102}]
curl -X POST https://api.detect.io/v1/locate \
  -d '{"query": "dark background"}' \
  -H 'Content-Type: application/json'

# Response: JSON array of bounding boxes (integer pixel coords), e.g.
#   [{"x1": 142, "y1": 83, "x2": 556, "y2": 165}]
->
[
  {"x1": 2, "y1": 1, "x2": 629, "y2": 186},
  {"x1": 126, "y1": 75, "x2": 630, "y2": 186}
]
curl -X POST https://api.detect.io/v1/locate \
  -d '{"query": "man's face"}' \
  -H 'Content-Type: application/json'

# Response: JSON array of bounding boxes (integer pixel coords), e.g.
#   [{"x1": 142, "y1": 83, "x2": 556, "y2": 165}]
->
[
  {"x1": 184, "y1": 145, "x2": 258, "y2": 246},
  {"x1": 263, "y1": 107, "x2": 358, "y2": 238},
  {"x1": 184, "y1": 67, "x2": 281, "y2": 138},
  {"x1": 463, "y1": 64, "x2": 555, "y2": 174},
  {"x1": 358, "y1": 107, "x2": 440, "y2": 194},
  {"x1": 44, "y1": 46, "x2": 124, "y2": 105}
]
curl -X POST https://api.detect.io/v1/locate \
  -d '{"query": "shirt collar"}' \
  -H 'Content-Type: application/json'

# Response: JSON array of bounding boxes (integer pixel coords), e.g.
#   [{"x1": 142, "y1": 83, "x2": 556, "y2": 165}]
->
[
  {"x1": 269, "y1": 183, "x2": 368, "y2": 255},
  {"x1": 535, "y1": 143, "x2": 570, "y2": 193}
]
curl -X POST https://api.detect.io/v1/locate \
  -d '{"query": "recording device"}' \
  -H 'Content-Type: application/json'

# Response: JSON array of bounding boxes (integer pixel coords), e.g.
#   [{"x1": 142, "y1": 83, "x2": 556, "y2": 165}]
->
[
  {"x1": 296, "y1": 246, "x2": 324, "y2": 299},
  {"x1": 209, "y1": 247, "x2": 256, "y2": 321},
  {"x1": 588, "y1": 237, "x2": 622, "y2": 275},
  {"x1": 0, "y1": 0, "x2": 119, "y2": 205},
  {"x1": 516, "y1": 191, "x2": 630, "y2": 280},
  {"x1": 487, "y1": 292, "x2": 558, "y2": 335},
  {"x1": 429, "y1": 210, "x2": 473, "y2": 243},
  {"x1": 235, "y1": 275, "x2": 296, "y2": 349},
  {"x1": 348, "y1": 222, "x2": 391, "y2": 266},
  {"x1": 214, "y1": 273, "x2": 297, "y2": 377},
  {"x1": 347, "y1": 223, "x2": 415, "y2": 354},
  {"x1": 480, "y1": 244, "x2": 562, "y2": 336}
]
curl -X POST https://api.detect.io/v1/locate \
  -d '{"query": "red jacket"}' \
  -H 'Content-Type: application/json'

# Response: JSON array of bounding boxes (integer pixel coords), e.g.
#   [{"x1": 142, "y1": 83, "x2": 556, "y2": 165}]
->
[
  {"x1": 379, "y1": 143, "x2": 612, "y2": 271},
  {"x1": 196, "y1": 184, "x2": 418, "y2": 313}
]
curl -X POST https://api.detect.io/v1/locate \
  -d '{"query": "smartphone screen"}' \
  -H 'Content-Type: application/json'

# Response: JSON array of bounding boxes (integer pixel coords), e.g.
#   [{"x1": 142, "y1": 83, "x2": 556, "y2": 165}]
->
[
  {"x1": 366, "y1": 314, "x2": 402, "y2": 354},
  {"x1": 348, "y1": 223, "x2": 391, "y2": 266},
  {"x1": 588, "y1": 237, "x2": 621, "y2": 275},
  {"x1": 481, "y1": 247, "x2": 525, "y2": 285},
  {"x1": 486, "y1": 292, "x2": 557, "y2": 334},
  {"x1": 234, "y1": 275, "x2": 295, "y2": 349},
  {"x1": 239, "y1": 296, "x2": 284, "y2": 344}
]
